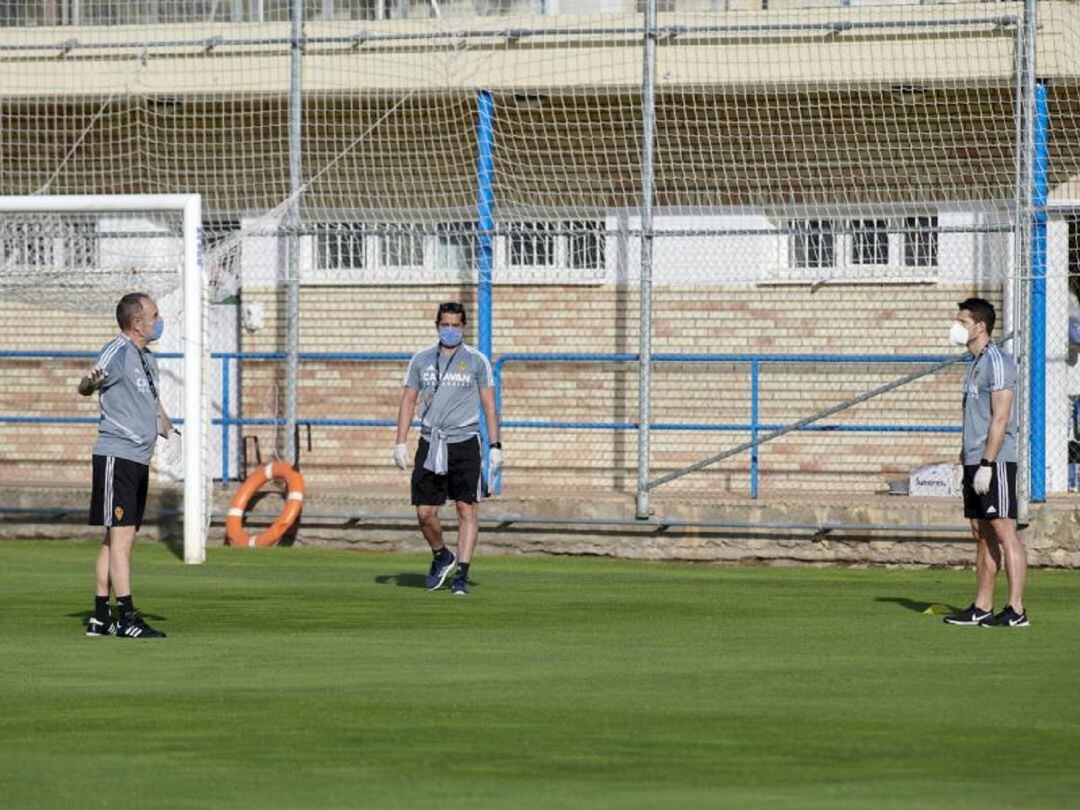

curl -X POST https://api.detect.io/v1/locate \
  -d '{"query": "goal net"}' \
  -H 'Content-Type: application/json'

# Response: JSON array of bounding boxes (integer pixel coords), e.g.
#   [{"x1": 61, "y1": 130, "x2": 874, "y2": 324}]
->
[{"x1": 0, "y1": 195, "x2": 209, "y2": 564}]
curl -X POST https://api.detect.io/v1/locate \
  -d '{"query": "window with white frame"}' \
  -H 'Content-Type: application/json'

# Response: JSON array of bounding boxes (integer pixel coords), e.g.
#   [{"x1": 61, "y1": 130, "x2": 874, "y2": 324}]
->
[
  {"x1": 63, "y1": 221, "x2": 99, "y2": 268},
  {"x1": 789, "y1": 219, "x2": 835, "y2": 270},
  {"x1": 433, "y1": 223, "x2": 475, "y2": 271},
  {"x1": 0, "y1": 220, "x2": 100, "y2": 270},
  {"x1": 903, "y1": 216, "x2": 939, "y2": 268},
  {"x1": 304, "y1": 221, "x2": 475, "y2": 283},
  {"x1": 300, "y1": 218, "x2": 604, "y2": 283},
  {"x1": 568, "y1": 220, "x2": 605, "y2": 271},
  {"x1": 777, "y1": 215, "x2": 939, "y2": 282},
  {"x1": 1, "y1": 221, "x2": 53, "y2": 268},
  {"x1": 508, "y1": 222, "x2": 557, "y2": 269},
  {"x1": 502, "y1": 220, "x2": 605, "y2": 278},
  {"x1": 378, "y1": 226, "x2": 425, "y2": 269},
  {"x1": 315, "y1": 222, "x2": 366, "y2": 271},
  {"x1": 850, "y1": 219, "x2": 889, "y2": 266}
]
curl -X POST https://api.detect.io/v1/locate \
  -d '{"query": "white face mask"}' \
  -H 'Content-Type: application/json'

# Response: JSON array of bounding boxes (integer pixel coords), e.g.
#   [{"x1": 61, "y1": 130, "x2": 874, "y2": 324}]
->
[{"x1": 949, "y1": 322, "x2": 971, "y2": 347}]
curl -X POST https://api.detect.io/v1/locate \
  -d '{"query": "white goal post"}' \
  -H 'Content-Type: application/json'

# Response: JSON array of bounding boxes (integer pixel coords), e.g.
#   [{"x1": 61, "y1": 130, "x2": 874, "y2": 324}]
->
[{"x1": 0, "y1": 194, "x2": 207, "y2": 564}]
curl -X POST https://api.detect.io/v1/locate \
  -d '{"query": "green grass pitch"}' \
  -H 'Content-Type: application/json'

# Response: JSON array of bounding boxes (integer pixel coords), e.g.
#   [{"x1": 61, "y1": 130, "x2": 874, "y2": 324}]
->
[{"x1": 1, "y1": 540, "x2": 1078, "y2": 809}]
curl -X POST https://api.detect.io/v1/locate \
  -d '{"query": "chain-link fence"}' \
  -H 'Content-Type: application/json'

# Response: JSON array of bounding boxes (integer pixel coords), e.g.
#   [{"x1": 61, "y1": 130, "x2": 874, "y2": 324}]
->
[{"x1": 1, "y1": 0, "x2": 1077, "y2": 514}]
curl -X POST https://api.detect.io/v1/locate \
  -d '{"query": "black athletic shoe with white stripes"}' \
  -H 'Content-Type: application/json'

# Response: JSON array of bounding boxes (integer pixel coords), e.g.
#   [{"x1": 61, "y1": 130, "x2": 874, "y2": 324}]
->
[
  {"x1": 425, "y1": 550, "x2": 456, "y2": 591},
  {"x1": 451, "y1": 571, "x2": 469, "y2": 596},
  {"x1": 980, "y1": 605, "x2": 1030, "y2": 628},
  {"x1": 943, "y1": 604, "x2": 993, "y2": 626},
  {"x1": 85, "y1": 616, "x2": 117, "y2": 637},
  {"x1": 116, "y1": 612, "x2": 166, "y2": 639}
]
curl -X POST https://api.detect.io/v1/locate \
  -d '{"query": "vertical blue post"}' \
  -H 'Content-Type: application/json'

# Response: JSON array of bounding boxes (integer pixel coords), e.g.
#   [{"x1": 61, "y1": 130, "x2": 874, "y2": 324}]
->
[
  {"x1": 476, "y1": 90, "x2": 498, "y2": 494},
  {"x1": 1030, "y1": 81, "x2": 1048, "y2": 502},
  {"x1": 750, "y1": 360, "x2": 759, "y2": 499},
  {"x1": 221, "y1": 356, "x2": 230, "y2": 483}
]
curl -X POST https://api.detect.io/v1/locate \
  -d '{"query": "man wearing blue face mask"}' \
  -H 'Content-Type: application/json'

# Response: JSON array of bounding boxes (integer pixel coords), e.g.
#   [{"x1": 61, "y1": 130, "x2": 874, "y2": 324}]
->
[
  {"x1": 395, "y1": 301, "x2": 502, "y2": 596},
  {"x1": 77, "y1": 292, "x2": 173, "y2": 638}
]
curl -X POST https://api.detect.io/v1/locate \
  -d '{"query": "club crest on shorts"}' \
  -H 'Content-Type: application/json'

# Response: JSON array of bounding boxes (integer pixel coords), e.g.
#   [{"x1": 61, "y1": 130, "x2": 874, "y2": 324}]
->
[{"x1": 114, "y1": 505, "x2": 124, "y2": 521}]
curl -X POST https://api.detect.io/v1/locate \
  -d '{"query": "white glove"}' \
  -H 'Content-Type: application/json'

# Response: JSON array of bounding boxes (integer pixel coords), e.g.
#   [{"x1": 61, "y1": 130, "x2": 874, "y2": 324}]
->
[
  {"x1": 973, "y1": 464, "x2": 993, "y2": 495},
  {"x1": 158, "y1": 429, "x2": 183, "y2": 468},
  {"x1": 489, "y1": 447, "x2": 503, "y2": 472},
  {"x1": 394, "y1": 443, "x2": 409, "y2": 471}
]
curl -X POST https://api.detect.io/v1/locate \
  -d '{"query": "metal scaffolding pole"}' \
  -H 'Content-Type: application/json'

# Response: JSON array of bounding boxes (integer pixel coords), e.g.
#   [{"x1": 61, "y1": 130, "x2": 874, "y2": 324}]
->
[
  {"x1": 635, "y1": 0, "x2": 657, "y2": 520},
  {"x1": 285, "y1": 0, "x2": 303, "y2": 464},
  {"x1": 476, "y1": 90, "x2": 497, "y2": 493},
  {"x1": 1015, "y1": 0, "x2": 1039, "y2": 514},
  {"x1": 1030, "y1": 79, "x2": 1049, "y2": 504},
  {"x1": 1011, "y1": 10, "x2": 1030, "y2": 519}
]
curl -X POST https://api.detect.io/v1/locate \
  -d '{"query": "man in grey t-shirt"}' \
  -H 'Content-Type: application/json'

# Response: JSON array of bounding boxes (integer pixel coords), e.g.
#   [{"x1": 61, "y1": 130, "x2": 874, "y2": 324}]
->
[
  {"x1": 943, "y1": 298, "x2": 1029, "y2": 629},
  {"x1": 394, "y1": 302, "x2": 502, "y2": 596},
  {"x1": 78, "y1": 293, "x2": 173, "y2": 639}
]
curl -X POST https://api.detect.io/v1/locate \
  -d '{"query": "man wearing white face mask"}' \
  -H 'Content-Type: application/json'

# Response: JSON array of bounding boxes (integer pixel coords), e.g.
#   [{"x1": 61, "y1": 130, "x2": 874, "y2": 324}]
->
[
  {"x1": 78, "y1": 293, "x2": 173, "y2": 639},
  {"x1": 395, "y1": 302, "x2": 502, "y2": 596},
  {"x1": 942, "y1": 297, "x2": 1029, "y2": 628}
]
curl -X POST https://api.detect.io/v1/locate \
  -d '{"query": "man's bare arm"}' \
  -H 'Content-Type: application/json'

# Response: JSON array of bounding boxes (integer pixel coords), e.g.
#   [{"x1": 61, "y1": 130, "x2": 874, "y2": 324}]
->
[
  {"x1": 157, "y1": 403, "x2": 173, "y2": 437},
  {"x1": 983, "y1": 388, "x2": 1014, "y2": 461},
  {"x1": 479, "y1": 387, "x2": 500, "y2": 445},
  {"x1": 396, "y1": 387, "x2": 419, "y2": 444}
]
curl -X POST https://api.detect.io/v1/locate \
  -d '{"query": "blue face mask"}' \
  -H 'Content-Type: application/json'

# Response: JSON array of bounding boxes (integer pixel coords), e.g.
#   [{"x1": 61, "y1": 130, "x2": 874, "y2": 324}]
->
[
  {"x1": 148, "y1": 317, "x2": 164, "y2": 342},
  {"x1": 438, "y1": 326, "x2": 463, "y2": 347}
]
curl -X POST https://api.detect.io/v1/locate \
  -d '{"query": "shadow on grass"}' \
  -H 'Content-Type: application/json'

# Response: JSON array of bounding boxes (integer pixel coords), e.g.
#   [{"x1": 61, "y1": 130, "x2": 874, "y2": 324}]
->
[
  {"x1": 158, "y1": 487, "x2": 183, "y2": 560},
  {"x1": 374, "y1": 573, "x2": 428, "y2": 588},
  {"x1": 876, "y1": 597, "x2": 961, "y2": 614}
]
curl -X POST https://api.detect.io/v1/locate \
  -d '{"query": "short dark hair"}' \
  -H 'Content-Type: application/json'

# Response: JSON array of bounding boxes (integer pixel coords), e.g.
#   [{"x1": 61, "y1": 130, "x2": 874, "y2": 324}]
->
[
  {"x1": 116, "y1": 293, "x2": 149, "y2": 330},
  {"x1": 435, "y1": 301, "x2": 467, "y2": 325},
  {"x1": 957, "y1": 297, "x2": 995, "y2": 335}
]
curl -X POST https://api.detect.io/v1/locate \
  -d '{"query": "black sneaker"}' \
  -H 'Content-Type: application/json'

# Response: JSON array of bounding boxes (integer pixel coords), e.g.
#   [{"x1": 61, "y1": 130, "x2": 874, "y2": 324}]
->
[
  {"x1": 116, "y1": 612, "x2": 166, "y2": 639},
  {"x1": 450, "y1": 572, "x2": 469, "y2": 596},
  {"x1": 85, "y1": 616, "x2": 117, "y2": 637},
  {"x1": 943, "y1": 604, "x2": 994, "y2": 626},
  {"x1": 425, "y1": 550, "x2": 456, "y2": 591},
  {"x1": 980, "y1": 605, "x2": 1030, "y2": 628}
]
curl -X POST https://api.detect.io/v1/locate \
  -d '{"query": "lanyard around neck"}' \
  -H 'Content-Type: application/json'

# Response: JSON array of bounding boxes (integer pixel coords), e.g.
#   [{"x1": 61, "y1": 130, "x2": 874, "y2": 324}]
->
[
  {"x1": 422, "y1": 347, "x2": 461, "y2": 421},
  {"x1": 136, "y1": 347, "x2": 159, "y2": 402},
  {"x1": 435, "y1": 347, "x2": 462, "y2": 388}
]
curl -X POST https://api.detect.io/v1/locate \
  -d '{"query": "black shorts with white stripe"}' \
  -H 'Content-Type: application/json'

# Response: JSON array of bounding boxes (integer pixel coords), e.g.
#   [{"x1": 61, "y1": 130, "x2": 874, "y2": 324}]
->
[
  {"x1": 411, "y1": 436, "x2": 483, "y2": 506},
  {"x1": 89, "y1": 454, "x2": 149, "y2": 530},
  {"x1": 962, "y1": 462, "x2": 1017, "y2": 521}
]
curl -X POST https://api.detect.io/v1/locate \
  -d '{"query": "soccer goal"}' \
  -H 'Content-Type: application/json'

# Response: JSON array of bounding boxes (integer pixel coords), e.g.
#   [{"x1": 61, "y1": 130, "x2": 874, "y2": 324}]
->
[{"x1": 0, "y1": 194, "x2": 209, "y2": 564}]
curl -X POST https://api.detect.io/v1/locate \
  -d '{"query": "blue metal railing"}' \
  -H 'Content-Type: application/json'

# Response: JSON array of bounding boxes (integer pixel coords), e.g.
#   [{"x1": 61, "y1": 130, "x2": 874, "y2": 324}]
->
[
  {"x1": 492, "y1": 352, "x2": 962, "y2": 498},
  {"x1": 0, "y1": 349, "x2": 961, "y2": 494}
]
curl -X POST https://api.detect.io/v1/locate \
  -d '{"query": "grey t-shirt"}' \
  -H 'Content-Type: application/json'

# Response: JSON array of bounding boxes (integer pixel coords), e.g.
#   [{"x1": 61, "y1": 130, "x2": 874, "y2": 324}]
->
[
  {"x1": 92, "y1": 334, "x2": 160, "y2": 465},
  {"x1": 962, "y1": 342, "x2": 1017, "y2": 465},
  {"x1": 404, "y1": 342, "x2": 493, "y2": 443}
]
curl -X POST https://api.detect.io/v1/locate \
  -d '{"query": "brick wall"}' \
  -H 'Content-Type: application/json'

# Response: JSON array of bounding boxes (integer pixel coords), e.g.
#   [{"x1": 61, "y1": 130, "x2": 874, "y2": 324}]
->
[{"x1": 230, "y1": 281, "x2": 994, "y2": 498}]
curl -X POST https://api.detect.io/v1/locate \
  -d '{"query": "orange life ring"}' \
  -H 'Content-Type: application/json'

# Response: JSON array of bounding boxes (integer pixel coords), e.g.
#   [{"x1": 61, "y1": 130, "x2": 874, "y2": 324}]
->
[{"x1": 225, "y1": 460, "x2": 305, "y2": 548}]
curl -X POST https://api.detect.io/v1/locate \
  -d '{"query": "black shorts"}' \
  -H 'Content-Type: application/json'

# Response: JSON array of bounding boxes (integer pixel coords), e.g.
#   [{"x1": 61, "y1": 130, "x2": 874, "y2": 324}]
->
[
  {"x1": 411, "y1": 436, "x2": 483, "y2": 506},
  {"x1": 962, "y1": 462, "x2": 1017, "y2": 521},
  {"x1": 89, "y1": 454, "x2": 149, "y2": 530}
]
